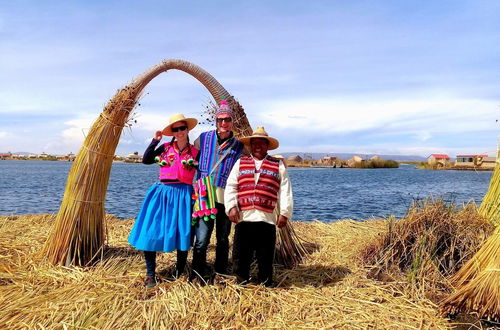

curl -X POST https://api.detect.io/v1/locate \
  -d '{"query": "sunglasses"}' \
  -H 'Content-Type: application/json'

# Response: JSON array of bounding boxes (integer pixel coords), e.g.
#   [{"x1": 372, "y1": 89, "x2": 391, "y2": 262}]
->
[
  {"x1": 172, "y1": 125, "x2": 187, "y2": 132},
  {"x1": 216, "y1": 117, "x2": 232, "y2": 123}
]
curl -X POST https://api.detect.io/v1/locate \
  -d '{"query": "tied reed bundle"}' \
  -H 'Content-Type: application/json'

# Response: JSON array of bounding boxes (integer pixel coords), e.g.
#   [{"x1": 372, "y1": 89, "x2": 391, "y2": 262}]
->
[
  {"x1": 440, "y1": 163, "x2": 500, "y2": 322},
  {"x1": 275, "y1": 221, "x2": 310, "y2": 268},
  {"x1": 42, "y1": 86, "x2": 140, "y2": 266},
  {"x1": 43, "y1": 59, "x2": 249, "y2": 266},
  {"x1": 441, "y1": 227, "x2": 500, "y2": 322},
  {"x1": 479, "y1": 163, "x2": 500, "y2": 227}
]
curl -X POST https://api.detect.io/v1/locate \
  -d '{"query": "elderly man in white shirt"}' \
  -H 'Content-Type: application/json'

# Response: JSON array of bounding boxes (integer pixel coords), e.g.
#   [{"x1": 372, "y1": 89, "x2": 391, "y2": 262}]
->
[{"x1": 224, "y1": 126, "x2": 293, "y2": 287}]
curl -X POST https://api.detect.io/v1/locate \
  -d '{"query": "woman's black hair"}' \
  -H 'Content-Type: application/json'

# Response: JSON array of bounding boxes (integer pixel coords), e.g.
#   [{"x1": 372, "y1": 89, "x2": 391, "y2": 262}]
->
[{"x1": 169, "y1": 136, "x2": 176, "y2": 146}]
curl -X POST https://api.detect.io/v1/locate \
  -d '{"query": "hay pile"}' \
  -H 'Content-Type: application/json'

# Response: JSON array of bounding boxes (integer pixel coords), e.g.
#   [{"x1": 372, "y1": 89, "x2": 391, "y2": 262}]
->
[
  {"x1": 362, "y1": 200, "x2": 494, "y2": 302},
  {"x1": 0, "y1": 214, "x2": 456, "y2": 328}
]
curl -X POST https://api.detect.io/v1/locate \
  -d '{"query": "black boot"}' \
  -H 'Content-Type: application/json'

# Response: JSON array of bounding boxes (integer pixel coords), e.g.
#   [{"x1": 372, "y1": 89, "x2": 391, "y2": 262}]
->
[
  {"x1": 191, "y1": 248, "x2": 207, "y2": 279},
  {"x1": 214, "y1": 244, "x2": 229, "y2": 274},
  {"x1": 175, "y1": 250, "x2": 188, "y2": 278}
]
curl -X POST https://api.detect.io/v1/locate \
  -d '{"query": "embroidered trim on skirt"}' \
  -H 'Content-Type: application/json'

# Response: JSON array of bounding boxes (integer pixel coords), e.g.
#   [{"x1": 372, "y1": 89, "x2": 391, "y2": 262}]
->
[{"x1": 128, "y1": 183, "x2": 193, "y2": 252}]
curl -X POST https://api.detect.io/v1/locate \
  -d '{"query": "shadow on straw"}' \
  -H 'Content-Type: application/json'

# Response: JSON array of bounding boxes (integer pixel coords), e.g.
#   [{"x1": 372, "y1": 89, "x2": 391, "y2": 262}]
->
[
  {"x1": 275, "y1": 264, "x2": 352, "y2": 288},
  {"x1": 102, "y1": 245, "x2": 143, "y2": 259}
]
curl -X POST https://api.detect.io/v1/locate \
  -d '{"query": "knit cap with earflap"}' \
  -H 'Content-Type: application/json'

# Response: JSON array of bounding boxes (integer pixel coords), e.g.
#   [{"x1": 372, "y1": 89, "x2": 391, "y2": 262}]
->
[{"x1": 215, "y1": 99, "x2": 233, "y2": 118}]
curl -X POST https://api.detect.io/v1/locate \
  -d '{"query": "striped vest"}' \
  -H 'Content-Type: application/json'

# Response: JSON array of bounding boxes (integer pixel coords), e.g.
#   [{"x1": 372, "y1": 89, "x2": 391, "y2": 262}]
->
[
  {"x1": 197, "y1": 130, "x2": 243, "y2": 189},
  {"x1": 237, "y1": 155, "x2": 281, "y2": 213}
]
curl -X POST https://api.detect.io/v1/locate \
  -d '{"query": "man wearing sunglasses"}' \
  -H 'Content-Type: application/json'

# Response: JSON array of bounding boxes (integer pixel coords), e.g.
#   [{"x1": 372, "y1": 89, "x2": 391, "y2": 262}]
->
[{"x1": 192, "y1": 100, "x2": 244, "y2": 279}]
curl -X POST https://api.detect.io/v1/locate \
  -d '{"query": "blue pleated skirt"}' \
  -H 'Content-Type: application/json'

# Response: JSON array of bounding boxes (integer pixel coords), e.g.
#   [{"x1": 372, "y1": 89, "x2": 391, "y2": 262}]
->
[{"x1": 128, "y1": 183, "x2": 193, "y2": 252}]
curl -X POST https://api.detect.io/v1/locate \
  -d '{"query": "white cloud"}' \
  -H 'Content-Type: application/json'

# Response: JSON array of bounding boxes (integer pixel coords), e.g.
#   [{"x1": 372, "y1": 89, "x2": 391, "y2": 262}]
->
[
  {"x1": 242, "y1": 94, "x2": 499, "y2": 157},
  {"x1": 0, "y1": 131, "x2": 7, "y2": 138},
  {"x1": 415, "y1": 131, "x2": 432, "y2": 141},
  {"x1": 251, "y1": 95, "x2": 498, "y2": 136}
]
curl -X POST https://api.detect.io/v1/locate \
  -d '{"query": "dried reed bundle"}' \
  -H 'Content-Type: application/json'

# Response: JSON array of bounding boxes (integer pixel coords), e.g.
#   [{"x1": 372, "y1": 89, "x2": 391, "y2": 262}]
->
[
  {"x1": 479, "y1": 163, "x2": 500, "y2": 227},
  {"x1": 43, "y1": 59, "x2": 251, "y2": 266},
  {"x1": 2, "y1": 214, "x2": 457, "y2": 328},
  {"x1": 440, "y1": 226, "x2": 500, "y2": 322},
  {"x1": 439, "y1": 165, "x2": 500, "y2": 321},
  {"x1": 362, "y1": 199, "x2": 493, "y2": 293},
  {"x1": 275, "y1": 221, "x2": 310, "y2": 268},
  {"x1": 43, "y1": 86, "x2": 139, "y2": 266}
]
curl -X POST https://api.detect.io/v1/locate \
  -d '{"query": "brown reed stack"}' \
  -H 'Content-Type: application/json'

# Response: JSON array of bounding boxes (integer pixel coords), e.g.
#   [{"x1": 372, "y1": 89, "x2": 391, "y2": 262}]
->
[
  {"x1": 440, "y1": 163, "x2": 500, "y2": 321},
  {"x1": 479, "y1": 163, "x2": 500, "y2": 226},
  {"x1": 440, "y1": 164, "x2": 500, "y2": 321},
  {"x1": 275, "y1": 221, "x2": 310, "y2": 268},
  {"x1": 42, "y1": 86, "x2": 139, "y2": 266}
]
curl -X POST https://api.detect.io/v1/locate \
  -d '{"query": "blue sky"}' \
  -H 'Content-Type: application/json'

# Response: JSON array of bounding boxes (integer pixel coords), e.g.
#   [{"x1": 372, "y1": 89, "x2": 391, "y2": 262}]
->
[{"x1": 1, "y1": 0, "x2": 500, "y2": 157}]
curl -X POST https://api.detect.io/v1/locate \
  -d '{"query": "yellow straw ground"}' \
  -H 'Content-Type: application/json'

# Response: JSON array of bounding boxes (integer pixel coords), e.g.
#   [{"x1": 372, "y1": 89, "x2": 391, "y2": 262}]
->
[{"x1": 0, "y1": 214, "x2": 461, "y2": 329}]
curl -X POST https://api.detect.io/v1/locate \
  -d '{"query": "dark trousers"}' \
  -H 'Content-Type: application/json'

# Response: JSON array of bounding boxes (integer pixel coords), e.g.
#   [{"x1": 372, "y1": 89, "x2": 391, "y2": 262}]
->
[
  {"x1": 232, "y1": 221, "x2": 276, "y2": 286},
  {"x1": 191, "y1": 202, "x2": 232, "y2": 275},
  {"x1": 144, "y1": 250, "x2": 188, "y2": 277}
]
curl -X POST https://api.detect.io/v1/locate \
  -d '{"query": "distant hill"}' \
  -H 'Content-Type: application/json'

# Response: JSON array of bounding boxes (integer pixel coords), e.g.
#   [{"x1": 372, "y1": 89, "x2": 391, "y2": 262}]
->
[
  {"x1": 275, "y1": 152, "x2": 427, "y2": 162},
  {"x1": 11, "y1": 151, "x2": 37, "y2": 156}
]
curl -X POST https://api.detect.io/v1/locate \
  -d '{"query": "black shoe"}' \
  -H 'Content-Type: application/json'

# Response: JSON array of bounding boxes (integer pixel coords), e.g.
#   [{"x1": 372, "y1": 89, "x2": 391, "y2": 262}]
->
[
  {"x1": 214, "y1": 266, "x2": 230, "y2": 275},
  {"x1": 144, "y1": 275, "x2": 157, "y2": 288},
  {"x1": 174, "y1": 268, "x2": 185, "y2": 279}
]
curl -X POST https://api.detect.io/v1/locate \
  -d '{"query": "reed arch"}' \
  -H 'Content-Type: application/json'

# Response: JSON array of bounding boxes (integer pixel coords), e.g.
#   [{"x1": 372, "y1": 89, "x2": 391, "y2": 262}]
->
[{"x1": 43, "y1": 59, "x2": 252, "y2": 266}]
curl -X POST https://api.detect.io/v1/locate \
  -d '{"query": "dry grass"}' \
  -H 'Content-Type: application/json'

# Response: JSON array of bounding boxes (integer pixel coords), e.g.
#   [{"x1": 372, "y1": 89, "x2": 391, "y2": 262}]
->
[
  {"x1": 0, "y1": 214, "x2": 464, "y2": 329},
  {"x1": 361, "y1": 200, "x2": 494, "y2": 300}
]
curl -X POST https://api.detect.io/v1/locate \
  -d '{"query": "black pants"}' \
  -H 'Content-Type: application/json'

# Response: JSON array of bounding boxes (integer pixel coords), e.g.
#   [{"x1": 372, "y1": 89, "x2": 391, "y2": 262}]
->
[
  {"x1": 232, "y1": 221, "x2": 276, "y2": 286},
  {"x1": 192, "y1": 202, "x2": 232, "y2": 275},
  {"x1": 144, "y1": 250, "x2": 188, "y2": 276}
]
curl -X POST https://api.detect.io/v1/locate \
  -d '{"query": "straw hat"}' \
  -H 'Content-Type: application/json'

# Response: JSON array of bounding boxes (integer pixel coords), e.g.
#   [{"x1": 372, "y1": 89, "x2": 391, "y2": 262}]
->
[
  {"x1": 162, "y1": 113, "x2": 198, "y2": 136},
  {"x1": 239, "y1": 126, "x2": 279, "y2": 150}
]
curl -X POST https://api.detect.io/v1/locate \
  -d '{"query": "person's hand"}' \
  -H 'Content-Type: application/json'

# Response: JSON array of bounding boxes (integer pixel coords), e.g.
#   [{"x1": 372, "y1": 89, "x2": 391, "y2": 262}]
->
[
  {"x1": 153, "y1": 130, "x2": 162, "y2": 141},
  {"x1": 277, "y1": 215, "x2": 288, "y2": 228},
  {"x1": 228, "y1": 207, "x2": 240, "y2": 224}
]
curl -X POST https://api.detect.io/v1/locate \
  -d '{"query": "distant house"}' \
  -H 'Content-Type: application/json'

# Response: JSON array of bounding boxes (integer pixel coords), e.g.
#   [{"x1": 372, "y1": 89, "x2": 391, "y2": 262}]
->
[
  {"x1": 57, "y1": 152, "x2": 76, "y2": 161},
  {"x1": 126, "y1": 151, "x2": 142, "y2": 163},
  {"x1": 0, "y1": 152, "x2": 12, "y2": 160},
  {"x1": 427, "y1": 154, "x2": 450, "y2": 166},
  {"x1": 319, "y1": 156, "x2": 337, "y2": 166},
  {"x1": 455, "y1": 154, "x2": 491, "y2": 168},
  {"x1": 455, "y1": 154, "x2": 487, "y2": 163}
]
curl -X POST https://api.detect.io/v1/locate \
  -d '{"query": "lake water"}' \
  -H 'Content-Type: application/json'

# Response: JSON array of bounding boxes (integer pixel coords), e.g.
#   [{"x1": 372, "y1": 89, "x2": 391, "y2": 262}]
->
[{"x1": 0, "y1": 160, "x2": 493, "y2": 222}]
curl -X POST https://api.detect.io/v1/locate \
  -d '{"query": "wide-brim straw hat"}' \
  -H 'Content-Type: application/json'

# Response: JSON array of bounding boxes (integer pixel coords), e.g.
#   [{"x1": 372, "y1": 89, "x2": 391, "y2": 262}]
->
[
  {"x1": 239, "y1": 126, "x2": 279, "y2": 150},
  {"x1": 162, "y1": 113, "x2": 198, "y2": 136}
]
